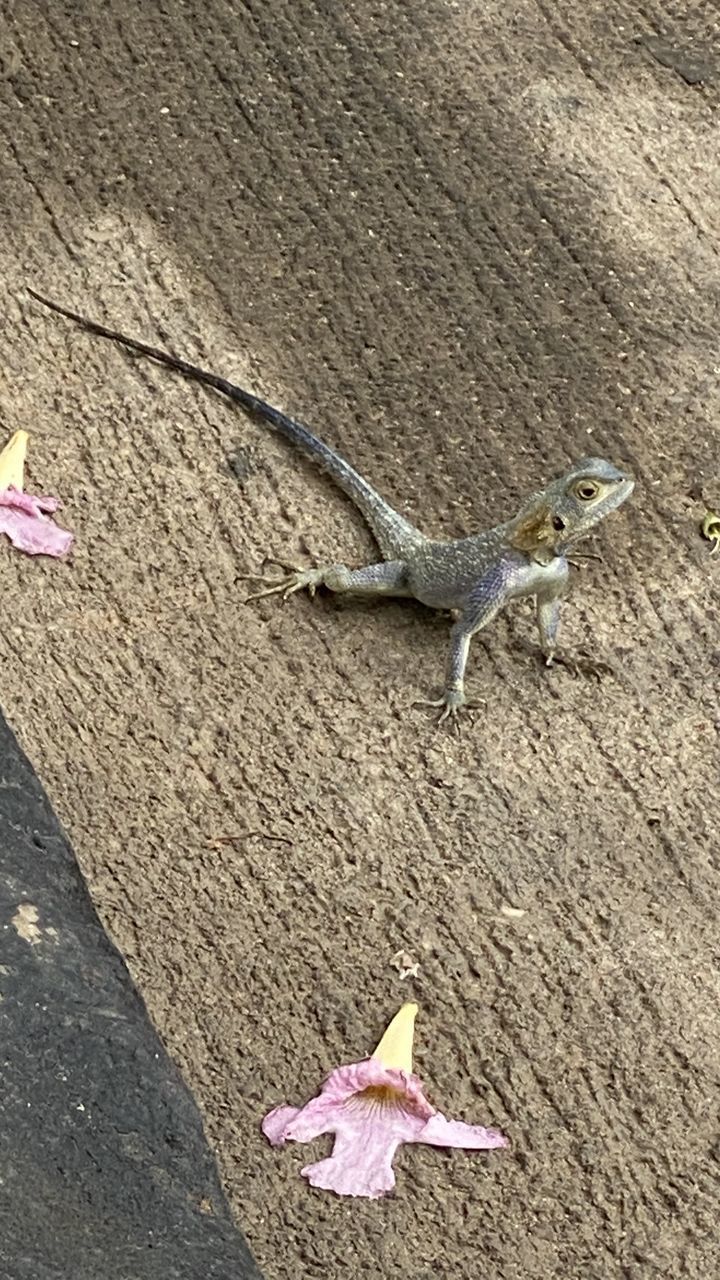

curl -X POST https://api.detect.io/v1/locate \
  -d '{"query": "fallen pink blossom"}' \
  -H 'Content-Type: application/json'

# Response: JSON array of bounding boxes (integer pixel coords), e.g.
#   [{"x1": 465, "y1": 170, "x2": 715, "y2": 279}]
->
[
  {"x1": 0, "y1": 487, "x2": 73, "y2": 558},
  {"x1": 262, "y1": 1005, "x2": 508, "y2": 1198}
]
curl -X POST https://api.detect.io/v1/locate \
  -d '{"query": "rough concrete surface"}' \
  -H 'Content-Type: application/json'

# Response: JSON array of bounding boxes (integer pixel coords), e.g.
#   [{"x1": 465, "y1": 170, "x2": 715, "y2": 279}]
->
[
  {"x1": 1, "y1": 1, "x2": 719, "y2": 1277},
  {"x1": 0, "y1": 714, "x2": 263, "y2": 1280}
]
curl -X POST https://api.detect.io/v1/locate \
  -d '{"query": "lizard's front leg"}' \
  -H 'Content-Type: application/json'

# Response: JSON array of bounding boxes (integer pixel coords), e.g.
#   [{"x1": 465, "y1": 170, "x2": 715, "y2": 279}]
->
[
  {"x1": 419, "y1": 571, "x2": 507, "y2": 723},
  {"x1": 244, "y1": 559, "x2": 411, "y2": 603},
  {"x1": 537, "y1": 594, "x2": 563, "y2": 665},
  {"x1": 534, "y1": 559, "x2": 570, "y2": 665},
  {"x1": 537, "y1": 576, "x2": 610, "y2": 678}
]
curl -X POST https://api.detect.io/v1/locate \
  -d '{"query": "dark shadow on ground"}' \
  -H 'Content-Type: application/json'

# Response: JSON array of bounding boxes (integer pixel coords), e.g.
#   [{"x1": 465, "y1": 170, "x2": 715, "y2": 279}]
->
[{"x1": 0, "y1": 713, "x2": 263, "y2": 1280}]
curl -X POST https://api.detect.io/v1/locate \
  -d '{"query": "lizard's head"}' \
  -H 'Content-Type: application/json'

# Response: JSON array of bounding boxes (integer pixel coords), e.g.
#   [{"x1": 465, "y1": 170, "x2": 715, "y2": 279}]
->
[{"x1": 509, "y1": 458, "x2": 634, "y2": 557}]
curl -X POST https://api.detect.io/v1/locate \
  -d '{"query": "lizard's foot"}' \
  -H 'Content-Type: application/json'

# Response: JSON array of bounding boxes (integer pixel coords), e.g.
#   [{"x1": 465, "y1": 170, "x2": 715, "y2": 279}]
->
[
  {"x1": 544, "y1": 648, "x2": 613, "y2": 681},
  {"x1": 414, "y1": 687, "x2": 469, "y2": 726},
  {"x1": 243, "y1": 566, "x2": 325, "y2": 604}
]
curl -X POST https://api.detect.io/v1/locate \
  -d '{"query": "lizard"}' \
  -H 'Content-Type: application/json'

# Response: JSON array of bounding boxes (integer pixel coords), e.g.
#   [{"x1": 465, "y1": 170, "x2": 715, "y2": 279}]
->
[{"x1": 27, "y1": 287, "x2": 635, "y2": 721}]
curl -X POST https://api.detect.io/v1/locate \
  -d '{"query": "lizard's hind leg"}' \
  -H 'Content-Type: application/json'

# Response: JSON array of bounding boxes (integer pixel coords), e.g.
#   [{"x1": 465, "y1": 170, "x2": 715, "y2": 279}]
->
[{"x1": 243, "y1": 559, "x2": 412, "y2": 604}]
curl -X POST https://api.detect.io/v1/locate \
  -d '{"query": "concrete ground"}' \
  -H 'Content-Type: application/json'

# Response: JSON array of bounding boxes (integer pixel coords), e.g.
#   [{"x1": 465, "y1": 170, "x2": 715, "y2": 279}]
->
[{"x1": 1, "y1": 1, "x2": 719, "y2": 1276}]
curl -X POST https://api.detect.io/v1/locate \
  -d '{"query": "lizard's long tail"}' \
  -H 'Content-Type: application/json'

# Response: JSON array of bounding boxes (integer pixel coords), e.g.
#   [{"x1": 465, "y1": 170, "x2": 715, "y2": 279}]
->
[{"x1": 27, "y1": 288, "x2": 425, "y2": 563}]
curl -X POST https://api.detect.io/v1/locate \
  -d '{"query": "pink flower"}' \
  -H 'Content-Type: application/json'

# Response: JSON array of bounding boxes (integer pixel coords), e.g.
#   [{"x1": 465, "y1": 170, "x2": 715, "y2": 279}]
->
[
  {"x1": 0, "y1": 488, "x2": 73, "y2": 558},
  {"x1": 0, "y1": 431, "x2": 73, "y2": 558},
  {"x1": 262, "y1": 1004, "x2": 508, "y2": 1198}
]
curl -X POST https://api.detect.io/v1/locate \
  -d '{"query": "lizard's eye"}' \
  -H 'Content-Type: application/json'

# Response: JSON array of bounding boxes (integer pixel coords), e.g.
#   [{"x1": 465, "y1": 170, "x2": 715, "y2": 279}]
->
[{"x1": 574, "y1": 479, "x2": 600, "y2": 501}]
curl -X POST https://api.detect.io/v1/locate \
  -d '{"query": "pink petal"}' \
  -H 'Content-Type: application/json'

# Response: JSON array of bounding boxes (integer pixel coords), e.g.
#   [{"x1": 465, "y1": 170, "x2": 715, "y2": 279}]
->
[
  {"x1": 418, "y1": 1112, "x2": 509, "y2": 1150},
  {"x1": 301, "y1": 1125, "x2": 400, "y2": 1199},
  {"x1": 262, "y1": 1104, "x2": 300, "y2": 1146},
  {"x1": 261, "y1": 1056, "x2": 507, "y2": 1198},
  {"x1": 317, "y1": 1058, "x2": 434, "y2": 1118},
  {"x1": 275, "y1": 1059, "x2": 433, "y2": 1140},
  {"x1": 279, "y1": 1093, "x2": 347, "y2": 1144},
  {"x1": 262, "y1": 1058, "x2": 433, "y2": 1199},
  {"x1": 0, "y1": 488, "x2": 61, "y2": 516},
  {"x1": 305, "y1": 1083, "x2": 428, "y2": 1198},
  {"x1": 0, "y1": 487, "x2": 73, "y2": 558}
]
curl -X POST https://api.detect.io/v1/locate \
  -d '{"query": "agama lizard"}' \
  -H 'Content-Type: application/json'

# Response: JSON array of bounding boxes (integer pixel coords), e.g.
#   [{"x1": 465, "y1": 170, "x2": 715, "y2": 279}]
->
[{"x1": 27, "y1": 287, "x2": 635, "y2": 720}]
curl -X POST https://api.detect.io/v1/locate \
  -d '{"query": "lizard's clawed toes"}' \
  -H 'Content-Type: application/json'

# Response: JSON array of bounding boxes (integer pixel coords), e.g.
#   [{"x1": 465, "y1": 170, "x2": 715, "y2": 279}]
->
[
  {"x1": 413, "y1": 689, "x2": 477, "y2": 730},
  {"x1": 545, "y1": 649, "x2": 613, "y2": 681},
  {"x1": 244, "y1": 578, "x2": 300, "y2": 603},
  {"x1": 242, "y1": 565, "x2": 324, "y2": 604}
]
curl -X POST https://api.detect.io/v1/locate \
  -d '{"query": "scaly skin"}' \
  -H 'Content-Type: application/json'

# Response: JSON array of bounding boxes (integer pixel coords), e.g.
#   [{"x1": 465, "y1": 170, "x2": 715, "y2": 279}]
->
[{"x1": 27, "y1": 288, "x2": 635, "y2": 720}]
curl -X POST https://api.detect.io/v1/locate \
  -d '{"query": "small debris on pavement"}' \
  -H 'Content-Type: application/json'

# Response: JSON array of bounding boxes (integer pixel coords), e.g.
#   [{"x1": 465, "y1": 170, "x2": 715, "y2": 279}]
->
[
  {"x1": 701, "y1": 510, "x2": 720, "y2": 554},
  {"x1": 390, "y1": 949, "x2": 420, "y2": 979}
]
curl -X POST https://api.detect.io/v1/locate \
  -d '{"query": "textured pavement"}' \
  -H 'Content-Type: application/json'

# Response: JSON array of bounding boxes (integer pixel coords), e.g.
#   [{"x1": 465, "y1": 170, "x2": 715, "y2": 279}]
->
[{"x1": 1, "y1": 2, "x2": 719, "y2": 1277}]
